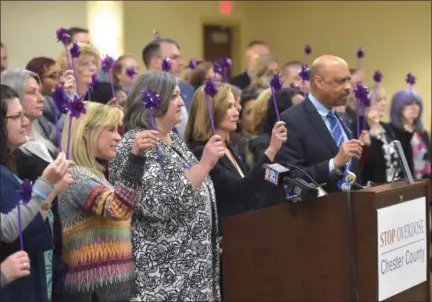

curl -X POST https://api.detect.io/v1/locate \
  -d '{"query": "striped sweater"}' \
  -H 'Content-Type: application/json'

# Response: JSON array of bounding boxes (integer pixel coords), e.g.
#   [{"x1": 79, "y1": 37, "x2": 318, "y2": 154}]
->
[{"x1": 58, "y1": 154, "x2": 145, "y2": 302}]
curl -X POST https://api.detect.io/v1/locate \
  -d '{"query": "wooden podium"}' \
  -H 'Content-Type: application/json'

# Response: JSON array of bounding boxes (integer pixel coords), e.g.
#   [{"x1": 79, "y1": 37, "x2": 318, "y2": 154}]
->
[{"x1": 222, "y1": 180, "x2": 430, "y2": 301}]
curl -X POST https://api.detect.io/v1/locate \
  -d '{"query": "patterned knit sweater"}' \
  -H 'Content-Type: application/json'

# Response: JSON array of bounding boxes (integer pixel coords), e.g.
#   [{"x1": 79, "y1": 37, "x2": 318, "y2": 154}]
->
[{"x1": 58, "y1": 154, "x2": 145, "y2": 302}]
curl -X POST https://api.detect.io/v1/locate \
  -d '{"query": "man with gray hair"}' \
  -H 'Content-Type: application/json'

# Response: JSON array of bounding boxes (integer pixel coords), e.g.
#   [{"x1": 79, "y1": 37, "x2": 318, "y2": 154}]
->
[{"x1": 142, "y1": 38, "x2": 195, "y2": 138}]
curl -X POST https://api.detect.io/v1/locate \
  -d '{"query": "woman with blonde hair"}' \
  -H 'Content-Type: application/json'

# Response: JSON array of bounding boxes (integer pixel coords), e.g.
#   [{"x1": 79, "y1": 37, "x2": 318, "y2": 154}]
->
[
  {"x1": 185, "y1": 83, "x2": 287, "y2": 232},
  {"x1": 58, "y1": 102, "x2": 158, "y2": 302},
  {"x1": 110, "y1": 71, "x2": 224, "y2": 301},
  {"x1": 242, "y1": 54, "x2": 273, "y2": 96},
  {"x1": 57, "y1": 43, "x2": 113, "y2": 104}
]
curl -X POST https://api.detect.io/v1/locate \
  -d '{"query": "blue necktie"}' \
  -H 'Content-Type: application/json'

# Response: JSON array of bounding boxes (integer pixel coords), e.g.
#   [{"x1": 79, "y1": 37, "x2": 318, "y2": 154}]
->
[{"x1": 327, "y1": 111, "x2": 344, "y2": 148}]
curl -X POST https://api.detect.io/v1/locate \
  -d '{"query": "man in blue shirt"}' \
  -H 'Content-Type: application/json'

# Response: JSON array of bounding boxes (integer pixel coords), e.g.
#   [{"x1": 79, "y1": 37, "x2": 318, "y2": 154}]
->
[{"x1": 141, "y1": 38, "x2": 195, "y2": 138}]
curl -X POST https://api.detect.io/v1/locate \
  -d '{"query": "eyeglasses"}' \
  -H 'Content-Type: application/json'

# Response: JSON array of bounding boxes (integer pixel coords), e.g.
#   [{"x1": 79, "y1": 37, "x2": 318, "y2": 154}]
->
[
  {"x1": 43, "y1": 72, "x2": 63, "y2": 80},
  {"x1": 6, "y1": 111, "x2": 27, "y2": 121}
]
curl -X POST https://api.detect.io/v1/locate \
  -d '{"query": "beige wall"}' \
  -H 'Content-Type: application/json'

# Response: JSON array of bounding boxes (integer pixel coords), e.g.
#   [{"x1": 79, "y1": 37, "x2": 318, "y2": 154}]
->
[
  {"x1": 1, "y1": 1, "x2": 430, "y2": 131},
  {"x1": 0, "y1": 1, "x2": 87, "y2": 68},
  {"x1": 123, "y1": 1, "x2": 251, "y2": 75},
  {"x1": 246, "y1": 1, "x2": 431, "y2": 133}
]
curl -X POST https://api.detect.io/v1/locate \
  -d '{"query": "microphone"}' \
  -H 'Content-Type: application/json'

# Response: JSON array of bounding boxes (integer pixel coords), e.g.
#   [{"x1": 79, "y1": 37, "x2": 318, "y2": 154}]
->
[
  {"x1": 330, "y1": 168, "x2": 366, "y2": 191},
  {"x1": 264, "y1": 163, "x2": 290, "y2": 186},
  {"x1": 264, "y1": 163, "x2": 326, "y2": 203},
  {"x1": 391, "y1": 140, "x2": 414, "y2": 184},
  {"x1": 280, "y1": 162, "x2": 328, "y2": 197}
]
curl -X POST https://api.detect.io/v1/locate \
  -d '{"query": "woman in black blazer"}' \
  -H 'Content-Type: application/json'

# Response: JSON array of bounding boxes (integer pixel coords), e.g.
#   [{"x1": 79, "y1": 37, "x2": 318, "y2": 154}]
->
[{"x1": 184, "y1": 83, "x2": 287, "y2": 233}]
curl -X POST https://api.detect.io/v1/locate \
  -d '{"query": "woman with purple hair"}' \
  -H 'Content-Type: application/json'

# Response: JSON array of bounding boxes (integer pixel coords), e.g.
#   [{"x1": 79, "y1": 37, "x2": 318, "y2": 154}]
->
[{"x1": 362, "y1": 88, "x2": 431, "y2": 184}]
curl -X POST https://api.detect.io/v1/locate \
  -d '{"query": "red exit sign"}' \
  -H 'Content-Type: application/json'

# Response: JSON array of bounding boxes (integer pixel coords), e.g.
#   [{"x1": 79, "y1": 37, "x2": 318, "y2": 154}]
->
[{"x1": 220, "y1": 0, "x2": 232, "y2": 15}]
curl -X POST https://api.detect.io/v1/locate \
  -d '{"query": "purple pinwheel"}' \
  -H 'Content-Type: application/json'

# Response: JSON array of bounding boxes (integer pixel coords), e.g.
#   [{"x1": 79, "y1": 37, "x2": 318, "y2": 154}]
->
[
  {"x1": 217, "y1": 57, "x2": 232, "y2": 82},
  {"x1": 204, "y1": 78, "x2": 218, "y2": 134},
  {"x1": 405, "y1": 73, "x2": 416, "y2": 87},
  {"x1": 68, "y1": 95, "x2": 86, "y2": 118},
  {"x1": 65, "y1": 96, "x2": 86, "y2": 159},
  {"x1": 17, "y1": 179, "x2": 33, "y2": 250},
  {"x1": 213, "y1": 62, "x2": 223, "y2": 76},
  {"x1": 304, "y1": 44, "x2": 312, "y2": 56},
  {"x1": 52, "y1": 85, "x2": 69, "y2": 150},
  {"x1": 354, "y1": 84, "x2": 370, "y2": 137},
  {"x1": 188, "y1": 60, "x2": 198, "y2": 70},
  {"x1": 269, "y1": 73, "x2": 282, "y2": 122},
  {"x1": 56, "y1": 27, "x2": 72, "y2": 71},
  {"x1": 101, "y1": 55, "x2": 117, "y2": 99},
  {"x1": 142, "y1": 90, "x2": 163, "y2": 168},
  {"x1": 162, "y1": 57, "x2": 171, "y2": 72},
  {"x1": 373, "y1": 70, "x2": 383, "y2": 83},
  {"x1": 269, "y1": 73, "x2": 282, "y2": 92},
  {"x1": 69, "y1": 43, "x2": 81, "y2": 93},
  {"x1": 56, "y1": 27, "x2": 70, "y2": 45},
  {"x1": 357, "y1": 47, "x2": 365, "y2": 70},
  {"x1": 126, "y1": 67, "x2": 137, "y2": 79},
  {"x1": 70, "y1": 43, "x2": 81, "y2": 59},
  {"x1": 357, "y1": 48, "x2": 365, "y2": 60},
  {"x1": 299, "y1": 65, "x2": 310, "y2": 82}
]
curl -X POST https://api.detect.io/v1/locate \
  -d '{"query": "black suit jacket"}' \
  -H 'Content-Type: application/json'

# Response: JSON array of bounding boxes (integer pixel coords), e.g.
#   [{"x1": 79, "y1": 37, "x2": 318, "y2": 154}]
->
[
  {"x1": 229, "y1": 71, "x2": 251, "y2": 90},
  {"x1": 191, "y1": 143, "x2": 270, "y2": 233},
  {"x1": 276, "y1": 98, "x2": 361, "y2": 193}
]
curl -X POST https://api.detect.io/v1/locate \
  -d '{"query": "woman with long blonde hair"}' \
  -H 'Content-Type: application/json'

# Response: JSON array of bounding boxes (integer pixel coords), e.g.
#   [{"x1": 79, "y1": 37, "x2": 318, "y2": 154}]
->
[{"x1": 58, "y1": 102, "x2": 158, "y2": 302}]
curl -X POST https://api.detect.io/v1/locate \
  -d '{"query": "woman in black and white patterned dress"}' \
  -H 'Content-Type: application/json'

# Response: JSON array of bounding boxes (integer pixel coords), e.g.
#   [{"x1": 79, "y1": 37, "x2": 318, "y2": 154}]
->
[{"x1": 109, "y1": 71, "x2": 224, "y2": 301}]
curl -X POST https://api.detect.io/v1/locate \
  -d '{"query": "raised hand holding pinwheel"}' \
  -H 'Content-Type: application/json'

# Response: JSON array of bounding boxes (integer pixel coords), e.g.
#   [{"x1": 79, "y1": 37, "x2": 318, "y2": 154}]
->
[
  {"x1": 204, "y1": 78, "x2": 218, "y2": 134},
  {"x1": 405, "y1": 72, "x2": 416, "y2": 90},
  {"x1": 52, "y1": 85, "x2": 69, "y2": 150},
  {"x1": 56, "y1": 28, "x2": 71, "y2": 68},
  {"x1": 299, "y1": 65, "x2": 310, "y2": 97},
  {"x1": 65, "y1": 96, "x2": 86, "y2": 159},
  {"x1": 357, "y1": 47, "x2": 365, "y2": 70},
  {"x1": 69, "y1": 43, "x2": 81, "y2": 94},
  {"x1": 161, "y1": 57, "x2": 172, "y2": 73},
  {"x1": 372, "y1": 70, "x2": 383, "y2": 105},
  {"x1": 354, "y1": 84, "x2": 370, "y2": 137},
  {"x1": 269, "y1": 73, "x2": 282, "y2": 122},
  {"x1": 142, "y1": 90, "x2": 163, "y2": 168},
  {"x1": 16, "y1": 179, "x2": 33, "y2": 250},
  {"x1": 101, "y1": 55, "x2": 117, "y2": 99}
]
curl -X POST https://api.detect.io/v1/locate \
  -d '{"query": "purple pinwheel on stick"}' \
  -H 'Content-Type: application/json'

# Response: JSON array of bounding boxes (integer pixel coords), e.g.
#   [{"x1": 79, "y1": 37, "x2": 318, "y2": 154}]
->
[
  {"x1": 56, "y1": 27, "x2": 71, "y2": 68},
  {"x1": 16, "y1": 179, "x2": 33, "y2": 250},
  {"x1": 372, "y1": 70, "x2": 383, "y2": 105},
  {"x1": 213, "y1": 62, "x2": 223, "y2": 77},
  {"x1": 65, "y1": 95, "x2": 86, "y2": 159},
  {"x1": 405, "y1": 72, "x2": 416, "y2": 90},
  {"x1": 218, "y1": 57, "x2": 232, "y2": 83},
  {"x1": 269, "y1": 73, "x2": 282, "y2": 122},
  {"x1": 204, "y1": 78, "x2": 218, "y2": 134},
  {"x1": 69, "y1": 43, "x2": 81, "y2": 94},
  {"x1": 125, "y1": 67, "x2": 137, "y2": 79},
  {"x1": 101, "y1": 55, "x2": 117, "y2": 99},
  {"x1": 357, "y1": 48, "x2": 365, "y2": 70},
  {"x1": 354, "y1": 84, "x2": 370, "y2": 137},
  {"x1": 188, "y1": 60, "x2": 198, "y2": 70},
  {"x1": 304, "y1": 44, "x2": 312, "y2": 63},
  {"x1": 161, "y1": 57, "x2": 172, "y2": 73},
  {"x1": 52, "y1": 85, "x2": 69, "y2": 150},
  {"x1": 142, "y1": 90, "x2": 163, "y2": 168},
  {"x1": 299, "y1": 65, "x2": 310, "y2": 97}
]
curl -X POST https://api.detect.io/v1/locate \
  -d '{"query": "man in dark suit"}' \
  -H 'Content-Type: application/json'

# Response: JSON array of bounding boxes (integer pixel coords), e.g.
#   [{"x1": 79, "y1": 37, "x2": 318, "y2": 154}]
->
[
  {"x1": 276, "y1": 55, "x2": 364, "y2": 193},
  {"x1": 230, "y1": 40, "x2": 270, "y2": 90},
  {"x1": 142, "y1": 37, "x2": 195, "y2": 137}
]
